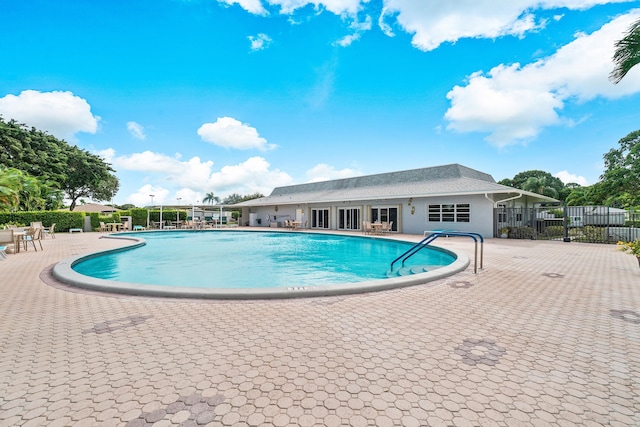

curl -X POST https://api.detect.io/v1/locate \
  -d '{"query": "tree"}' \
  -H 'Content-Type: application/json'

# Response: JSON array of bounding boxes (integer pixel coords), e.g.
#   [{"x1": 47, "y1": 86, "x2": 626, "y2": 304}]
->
[
  {"x1": 203, "y1": 192, "x2": 220, "y2": 205},
  {"x1": 522, "y1": 176, "x2": 559, "y2": 199},
  {"x1": 0, "y1": 117, "x2": 119, "y2": 210},
  {"x1": 600, "y1": 129, "x2": 640, "y2": 207},
  {"x1": 0, "y1": 165, "x2": 22, "y2": 211},
  {"x1": 565, "y1": 184, "x2": 607, "y2": 206},
  {"x1": 222, "y1": 192, "x2": 264, "y2": 204},
  {"x1": 610, "y1": 18, "x2": 640, "y2": 84},
  {"x1": 19, "y1": 173, "x2": 44, "y2": 211},
  {"x1": 499, "y1": 170, "x2": 565, "y2": 200},
  {"x1": 0, "y1": 118, "x2": 68, "y2": 184},
  {"x1": 64, "y1": 150, "x2": 119, "y2": 211}
]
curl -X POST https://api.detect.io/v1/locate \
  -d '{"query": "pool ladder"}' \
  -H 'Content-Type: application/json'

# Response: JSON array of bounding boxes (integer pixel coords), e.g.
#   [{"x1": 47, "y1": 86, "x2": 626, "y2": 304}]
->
[{"x1": 390, "y1": 231, "x2": 484, "y2": 274}]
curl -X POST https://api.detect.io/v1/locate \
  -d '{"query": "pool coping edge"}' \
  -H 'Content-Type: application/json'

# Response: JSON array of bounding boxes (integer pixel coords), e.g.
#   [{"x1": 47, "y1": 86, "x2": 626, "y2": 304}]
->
[{"x1": 51, "y1": 231, "x2": 471, "y2": 300}]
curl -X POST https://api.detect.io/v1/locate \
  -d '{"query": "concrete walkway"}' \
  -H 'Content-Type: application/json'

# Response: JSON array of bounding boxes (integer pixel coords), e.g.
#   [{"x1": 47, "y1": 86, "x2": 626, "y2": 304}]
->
[{"x1": 0, "y1": 230, "x2": 639, "y2": 426}]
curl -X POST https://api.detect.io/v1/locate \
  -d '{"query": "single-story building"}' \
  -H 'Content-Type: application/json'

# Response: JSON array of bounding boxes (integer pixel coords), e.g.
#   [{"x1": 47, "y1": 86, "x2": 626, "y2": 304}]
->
[
  {"x1": 234, "y1": 163, "x2": 558, "y2": 237},
  {"x1": 69, "y1": 203, "x2": 118, "y2": 214}
]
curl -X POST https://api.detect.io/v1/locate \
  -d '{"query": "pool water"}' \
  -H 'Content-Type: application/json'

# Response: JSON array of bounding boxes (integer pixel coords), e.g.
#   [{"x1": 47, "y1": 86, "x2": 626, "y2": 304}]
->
[{"x1": 73, "y1": 231, "x2": 456, "y2": 289}]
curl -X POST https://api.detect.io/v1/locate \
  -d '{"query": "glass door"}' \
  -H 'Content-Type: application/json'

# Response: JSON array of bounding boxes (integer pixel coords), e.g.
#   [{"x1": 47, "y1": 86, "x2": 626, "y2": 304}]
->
[
  {"x1": 338, "y1": 208, "x2": 360, "y2": 231},
  {"x1": 370, "y1": 207, "x2": 398, "y2": 232},
  {"x1": 311, "y1": 208, "x2": 330, "y2": 229}
]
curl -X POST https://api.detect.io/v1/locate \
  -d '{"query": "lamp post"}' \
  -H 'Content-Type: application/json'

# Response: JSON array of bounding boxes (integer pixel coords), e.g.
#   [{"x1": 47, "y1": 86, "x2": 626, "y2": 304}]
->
[
  {"x1": 147, "y1": 194, "x2": 155, "y2": 228},
  {"x1": 176, "y1": 197, "x2": 182, "y2": 226}
]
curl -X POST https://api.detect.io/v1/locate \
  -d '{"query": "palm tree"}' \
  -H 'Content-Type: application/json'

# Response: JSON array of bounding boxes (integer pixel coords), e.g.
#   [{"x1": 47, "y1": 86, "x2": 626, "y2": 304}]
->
[
  {"x1": 610, "y1": 18, "x2": 640, "y2": 84},
  {"x1": 203, "y1": 192, "x2": 220, "y2": 205},
  {"x1": 0, "y1": 165, "x2": 23, "y2": 211}
]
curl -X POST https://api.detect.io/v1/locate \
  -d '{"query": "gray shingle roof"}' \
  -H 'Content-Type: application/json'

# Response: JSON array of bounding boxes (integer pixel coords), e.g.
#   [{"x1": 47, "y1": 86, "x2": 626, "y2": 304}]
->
[{"x1": 235, "y1": 164, "x2": 557, "y2": 206}]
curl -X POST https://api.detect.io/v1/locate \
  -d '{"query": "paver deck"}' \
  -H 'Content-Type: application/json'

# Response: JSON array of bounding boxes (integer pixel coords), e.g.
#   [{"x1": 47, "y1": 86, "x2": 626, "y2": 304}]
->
[{"x1": 0, "y1": 229, "x2": 639, "y2": 426}]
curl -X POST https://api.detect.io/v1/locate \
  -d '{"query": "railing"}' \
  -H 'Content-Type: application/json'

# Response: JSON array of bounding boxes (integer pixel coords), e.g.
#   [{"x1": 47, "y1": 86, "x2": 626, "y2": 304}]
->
[{"x1": 390, "y1": 231, "x2": 484, "y2": 274}]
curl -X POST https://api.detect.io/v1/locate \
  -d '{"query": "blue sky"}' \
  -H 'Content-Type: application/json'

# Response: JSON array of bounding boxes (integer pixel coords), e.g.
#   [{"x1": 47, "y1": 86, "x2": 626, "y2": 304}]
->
[{"x1": 1, "y1": 0, "x2": 640, "y2": 206}]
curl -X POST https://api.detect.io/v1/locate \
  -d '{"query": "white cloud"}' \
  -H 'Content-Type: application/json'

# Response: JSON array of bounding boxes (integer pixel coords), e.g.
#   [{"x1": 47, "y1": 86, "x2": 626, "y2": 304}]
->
[
  {"x1": 113, "y1": 150, "x2": 289, "y2": 203},
  {"x1": 113, "y1": 151, "x2": 215, "y2": 189},
  {"x1": 218, "y1": 0, "x2": 267, "y2": 15},
  {"x1": 379, "y1": 0, "x2": 632, "y2": 51},
  {"x1": 206, "y1": 156, "x2": 293, "y2": 196},
  {"x1": 248, "y1": 33, "x2": 273, "y2": 51},
  {"x1": 305, "y1": 163, "x2": 362, "y2": 182},
  {"x1": 198, "y1": 117, "x2": 276, "y2": 150},
  {"x1": 335, "y1": 32, "x2": 361, "y2": 46},
  {"x1": 554, "y1": 170, "x2": 589, "y2": 186},
  {"x1": 127, "y1": 184, "x2": 172, "y2": 207},
  {"x1": 267, "y1": 0, "x2": 364, "y2": 15},
  {"x1": 445, "y1": 10, "x2": 640, "y2": 147},
  {"x1": 0, "y1": 90, "x2": 99, "y2": 141},
  {"x1": 127, "y1": 121, "x2": 146, "y2": 140},
  {"x1": 334, "y1": 15, "x2": 371, "y2": 46},
  {"x1": 96, "y1": 148, "x2": 116, "y2": 164}
]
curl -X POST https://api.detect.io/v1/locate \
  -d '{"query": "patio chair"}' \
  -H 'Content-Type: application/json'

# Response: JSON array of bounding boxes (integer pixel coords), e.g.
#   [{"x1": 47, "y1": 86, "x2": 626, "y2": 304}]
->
[
  {"x1": 0, "y1": 229, "x2": 16, "y2": 254},
  {"x1": 99, "y1": 222, "x2": 109, "y2": 233},
  {"x1": 23, "y1": 227, "x2": 43, "y2": 252},
  {"x1": 382, "y1": 221, "x2": 393, "y2": 234},
  {"x1": 362, "y1": 221, "x2": 372, "y2": 235},
  {"x1": 30, "y1": 221, "x2": 43, "y2": 229},
  {"x1": 0, "y1": 245, "x2": 6, "y2": 260},
  {"x1": 43, "y1": 223, "x2": 56, "y2": 239}
]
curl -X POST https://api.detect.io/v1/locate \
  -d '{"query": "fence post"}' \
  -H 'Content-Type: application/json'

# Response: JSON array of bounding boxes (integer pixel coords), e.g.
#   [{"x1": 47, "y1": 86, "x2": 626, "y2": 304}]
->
[{"x1": 563, "y1": 202, "x2": 571, "y2": 242}]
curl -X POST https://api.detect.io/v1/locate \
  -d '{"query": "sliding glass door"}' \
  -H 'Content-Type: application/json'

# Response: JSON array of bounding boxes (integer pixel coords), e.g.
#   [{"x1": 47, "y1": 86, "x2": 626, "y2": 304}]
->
[
  {"x1": 338, "y1": 208, "x2": 360, "y2": 231},
  {"x1": 311, "y1": 208, "x2": 330, "y2": 229},
  {"x1": 370, "y1": 207, "x2": 398, "y2": 232}
]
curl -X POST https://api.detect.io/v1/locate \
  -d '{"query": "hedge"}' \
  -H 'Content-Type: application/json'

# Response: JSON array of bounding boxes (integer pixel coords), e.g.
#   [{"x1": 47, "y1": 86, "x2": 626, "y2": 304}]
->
[
  {"x1": 0, "y1": 208, "x2": 184, "y2": 231},
  {"x1": 0, "y1": 211, "x2": 84, "y2": 232}
]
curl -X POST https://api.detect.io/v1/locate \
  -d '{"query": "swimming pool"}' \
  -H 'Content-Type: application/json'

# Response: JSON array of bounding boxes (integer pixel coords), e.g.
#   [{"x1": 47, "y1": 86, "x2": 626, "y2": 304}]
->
[{"x1": 53, "y1": 230, "x2": 470, "y2": 299}]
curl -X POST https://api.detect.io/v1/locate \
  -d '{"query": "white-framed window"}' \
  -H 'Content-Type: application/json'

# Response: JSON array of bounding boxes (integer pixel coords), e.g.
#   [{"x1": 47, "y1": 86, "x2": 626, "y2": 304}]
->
[{"x1": 428, "y1": 203, "x2": 470, "y2": 223}]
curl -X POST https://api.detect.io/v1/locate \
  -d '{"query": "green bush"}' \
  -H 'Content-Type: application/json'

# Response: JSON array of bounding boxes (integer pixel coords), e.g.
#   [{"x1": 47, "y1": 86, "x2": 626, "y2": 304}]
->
[
  {"x1": 88, "y1": 212, "x2": 121, "y2": 231},
  {"x1": 542, "y1": 225, "x2": 564, "y2": 238},
  {"x1": 509, "y1": 226, "x2": 533, "y2": 239},
  {"x1": 147, "y1": 209, "x2": 184, "y2": 224},
  {"x1": 548, "y1": 208, "x2": 564, "y2": 218},
  {"x1": 574, "y1": 226, "x2": 607, "y2": 243},
  {"x1": 0, "y1": 211, "x2": 84, "y2": 232},
  {"x1": 129, "y1": 208, "x2": 148, "y2": 227}
]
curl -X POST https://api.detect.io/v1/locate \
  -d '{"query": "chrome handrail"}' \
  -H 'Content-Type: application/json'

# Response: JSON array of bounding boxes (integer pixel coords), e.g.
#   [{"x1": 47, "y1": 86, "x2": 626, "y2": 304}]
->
[{"x1": 390, "y1": 231, "x2": 484, "y2": 274}]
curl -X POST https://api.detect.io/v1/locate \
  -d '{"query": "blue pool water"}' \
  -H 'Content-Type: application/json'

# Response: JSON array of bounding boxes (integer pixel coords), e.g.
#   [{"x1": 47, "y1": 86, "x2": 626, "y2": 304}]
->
[{"x1": 73, "y1": 231, "x2": 456, "y2": 289}]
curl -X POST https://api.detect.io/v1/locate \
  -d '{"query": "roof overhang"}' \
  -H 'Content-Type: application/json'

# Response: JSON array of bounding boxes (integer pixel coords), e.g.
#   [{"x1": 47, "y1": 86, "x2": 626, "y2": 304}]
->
[{"x1": 234, "y1": 188, "x2": 559, "y2": 207}]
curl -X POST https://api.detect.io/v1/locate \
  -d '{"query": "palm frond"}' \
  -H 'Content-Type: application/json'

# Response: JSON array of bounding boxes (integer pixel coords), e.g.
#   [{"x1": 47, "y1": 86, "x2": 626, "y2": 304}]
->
[{"x1": 610, "y1": 18, "x2": 640, "y2": 84}]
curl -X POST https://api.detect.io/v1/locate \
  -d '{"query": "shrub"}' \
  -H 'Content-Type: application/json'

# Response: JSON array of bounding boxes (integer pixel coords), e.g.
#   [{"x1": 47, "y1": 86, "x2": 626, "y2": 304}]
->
[
  {"x1": 618, "y1": 239, "x2": 640, "y2": 256},
  {"x1": 0, "y1": 211, "x2": 84, "y2": 232},
  {"x1": 543, "y1": 225, "x2": 564, "y2": 238},
  {"x1": 574, "y1": 226, "x2": 607, "y2": 243},
  {"x1": 509, "y1": 226, "x2": 533, "y2": 239},
  {"x1": 88, "y1": 212, "x2": 121, "y2": 231}
]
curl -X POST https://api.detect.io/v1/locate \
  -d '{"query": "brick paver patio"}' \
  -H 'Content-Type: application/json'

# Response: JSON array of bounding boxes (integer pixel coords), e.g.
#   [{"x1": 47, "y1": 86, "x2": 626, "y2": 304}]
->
[{"x1": 0, "y1": 230, "x2": 638, "y2": 426}]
